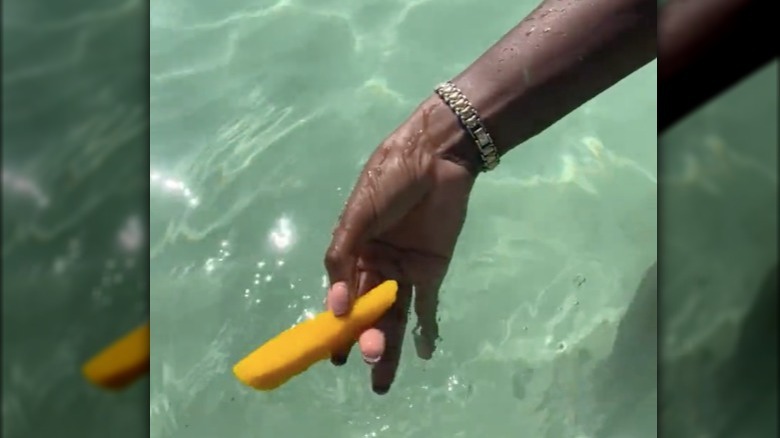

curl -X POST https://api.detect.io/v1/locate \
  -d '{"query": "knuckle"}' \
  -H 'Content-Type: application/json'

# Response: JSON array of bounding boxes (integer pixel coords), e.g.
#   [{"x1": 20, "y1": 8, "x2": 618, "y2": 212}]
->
[{"x1": 323, "y1": 245, "x2": 342, "y2": 272}]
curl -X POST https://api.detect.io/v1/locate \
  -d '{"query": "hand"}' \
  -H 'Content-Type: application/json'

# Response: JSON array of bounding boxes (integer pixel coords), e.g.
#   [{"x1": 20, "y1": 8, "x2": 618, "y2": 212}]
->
[{"x1": 324, "y1": 97, "x2": 478, "y2": 394}]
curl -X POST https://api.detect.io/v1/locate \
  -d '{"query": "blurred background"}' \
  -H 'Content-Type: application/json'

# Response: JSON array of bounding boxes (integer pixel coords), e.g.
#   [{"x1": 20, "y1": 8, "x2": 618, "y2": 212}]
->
[
  {"x1": 2, "y1": 0, "x2": 149, "y2": 436},
  {"x1": 660, "y1": 61, "x2": 778, "y2": 436}
]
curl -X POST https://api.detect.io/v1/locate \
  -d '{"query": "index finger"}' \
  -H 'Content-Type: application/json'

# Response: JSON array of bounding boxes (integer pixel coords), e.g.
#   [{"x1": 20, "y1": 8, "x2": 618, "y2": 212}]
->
[
  {"x1": 324, "y1": 184, "x2": 379, "y2": 315},
  {"x1": 324, "y1": 153, "x2": 424, "y2": 313}
]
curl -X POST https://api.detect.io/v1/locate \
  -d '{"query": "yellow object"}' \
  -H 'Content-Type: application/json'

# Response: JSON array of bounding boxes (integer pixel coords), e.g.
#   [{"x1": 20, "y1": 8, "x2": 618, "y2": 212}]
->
[
  {"x1": 82, "y1": 321, "x2": 150, "y2": 390},
  {"x1": 233, "y1": 280, "x2": 398, "y2": 390}
]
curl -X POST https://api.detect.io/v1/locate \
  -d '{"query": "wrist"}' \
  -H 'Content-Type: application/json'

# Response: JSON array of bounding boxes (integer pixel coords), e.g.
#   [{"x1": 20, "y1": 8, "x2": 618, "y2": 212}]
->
[
  {"x1": 450, "y1": 75, "x2": 517, "y2": 157},
  {"x1": 401, "y1": 95, "x2": 484, "y2": 177}
]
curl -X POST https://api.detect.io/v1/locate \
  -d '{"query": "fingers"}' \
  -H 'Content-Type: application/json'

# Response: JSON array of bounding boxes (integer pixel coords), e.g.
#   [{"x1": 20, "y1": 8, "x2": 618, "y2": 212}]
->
[
  {"x1": 324, "y1": 195, "x2": 372, "y2": 316},
  {"x1": 324, "y1": 170, "x2": 391, "y2": 315},
  {"x1": 412, "y1": 280, "x2": 442, "y2": 360},
  {"x1": 330, "y1": 270, "x2": 382, "y2": 366},
  {"x1": 357, "y1": 245, "x2": 446, "y2": 371},
  {"x1": 326, "y1": 281, "x2": 351, "y2": 318},
  {"x1": 354, "y1": 270, "x2": 385, "y2": 365},
  {"x1": 324, "y1": 156, "x2": 426, "y2": 316},
  {"x1": 359, "y1": 328, "x2": 384, "y2": 365},
  {"x1": 325, "y1": 284, "x2": 355, "y2": 366},
  {"x1": 369, "y1": 282, "x2": 412, "y2": 395}
]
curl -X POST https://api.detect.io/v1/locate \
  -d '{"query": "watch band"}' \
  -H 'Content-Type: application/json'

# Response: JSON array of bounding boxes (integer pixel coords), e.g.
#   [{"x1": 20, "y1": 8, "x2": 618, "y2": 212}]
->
[{"x1": 434, "y1": 81, "x2": 500, "y2": 172}]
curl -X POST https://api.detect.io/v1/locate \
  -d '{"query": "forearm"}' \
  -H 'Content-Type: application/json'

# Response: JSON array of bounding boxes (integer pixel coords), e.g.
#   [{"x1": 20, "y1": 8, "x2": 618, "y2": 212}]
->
[
  {"x1": 429, "y1": 0, "x2": 655, "y2": 165},
  {"x1": 659, "y1": 0, "x2": 775, "y2": 133}
]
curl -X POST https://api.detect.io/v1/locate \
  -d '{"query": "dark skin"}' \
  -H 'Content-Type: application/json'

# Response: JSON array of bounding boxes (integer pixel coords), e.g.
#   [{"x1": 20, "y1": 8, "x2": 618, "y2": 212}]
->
[
  {"x1": 325, "y1": 0, "x2": 774, "y2": 395},
  {"x1": 323, "y1": 0, "x2": 656, "y2": 395},
  {"x1": 659, "y1": 0, "x2": 776, "y2": 131}
]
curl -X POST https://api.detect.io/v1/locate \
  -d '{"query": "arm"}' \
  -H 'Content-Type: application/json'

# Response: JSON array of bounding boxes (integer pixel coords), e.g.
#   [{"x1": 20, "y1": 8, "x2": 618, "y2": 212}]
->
[
  {"x1": 659, "y1": 0, "x2": 775, "y2": 132},
  {"x1": 415, "y1": 0, "x2": 656, "y2": 171},
  {"x1": 324, "y1": 0, "x2": 656, "y2": 392}
]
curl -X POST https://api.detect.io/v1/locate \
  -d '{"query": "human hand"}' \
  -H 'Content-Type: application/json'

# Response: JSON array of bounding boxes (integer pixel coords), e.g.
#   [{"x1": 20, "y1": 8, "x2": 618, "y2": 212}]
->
[{"x1": 324, "y1": 97, "x2": 479, "y2": 394}]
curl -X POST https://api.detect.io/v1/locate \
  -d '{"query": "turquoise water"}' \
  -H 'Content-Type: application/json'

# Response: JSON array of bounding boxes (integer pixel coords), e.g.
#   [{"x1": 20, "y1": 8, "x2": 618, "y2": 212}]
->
[{"x1": 150, "y1": 1, "x2": 656, "y2": 437}]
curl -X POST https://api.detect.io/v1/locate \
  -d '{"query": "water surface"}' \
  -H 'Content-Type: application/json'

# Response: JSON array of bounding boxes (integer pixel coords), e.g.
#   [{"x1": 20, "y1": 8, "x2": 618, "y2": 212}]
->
[{"x1": 150, "y1": 1, "x2": 657, "y2": 437}]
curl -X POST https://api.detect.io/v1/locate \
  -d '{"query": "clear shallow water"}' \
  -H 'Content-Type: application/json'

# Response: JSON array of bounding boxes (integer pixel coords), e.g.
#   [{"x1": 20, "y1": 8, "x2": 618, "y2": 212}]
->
[{"x1": 150, "y1": 0, "x2": 656, "y2": 437}]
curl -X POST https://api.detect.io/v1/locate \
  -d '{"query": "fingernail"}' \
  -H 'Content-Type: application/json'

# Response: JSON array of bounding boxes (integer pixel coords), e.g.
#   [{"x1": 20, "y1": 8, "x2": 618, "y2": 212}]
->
[
  {"x1": 372, "y1": 384, "x2": 390, "y2": 395},
  {"x1": 331, "y1": 356, "x2": 347, "y2": 366},
  {"x1": 331, "y1": 282, "x2": 349, "y2": 316},
  {"x1": 362, "y1": 354, "x2": 381, "y2": 365}
]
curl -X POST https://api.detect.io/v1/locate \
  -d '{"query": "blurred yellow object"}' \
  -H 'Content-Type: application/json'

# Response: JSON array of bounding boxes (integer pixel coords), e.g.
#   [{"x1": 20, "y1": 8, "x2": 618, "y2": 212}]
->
[
  {"x1": 82, "y1": 321, "x2": 149, "y2": 390},
  {"x1": 234, "y1": 280, "x2": 398, "y2": 390}
]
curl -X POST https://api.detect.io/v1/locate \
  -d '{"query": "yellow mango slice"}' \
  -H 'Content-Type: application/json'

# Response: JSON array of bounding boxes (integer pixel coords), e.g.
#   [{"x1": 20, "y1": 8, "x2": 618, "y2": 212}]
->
[
  {"x1": 234, "y1": 280, "x2": 398, "y2": 390},
  {"x1": 82, "y1": 321, "x2": 150, "y2": 390}
]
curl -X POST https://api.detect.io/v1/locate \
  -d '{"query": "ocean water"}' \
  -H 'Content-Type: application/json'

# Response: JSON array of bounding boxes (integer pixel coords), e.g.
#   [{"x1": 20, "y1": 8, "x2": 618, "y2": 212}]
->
[{"x1": 149, "y1": 1, "x2": 657, "y2": 437}]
